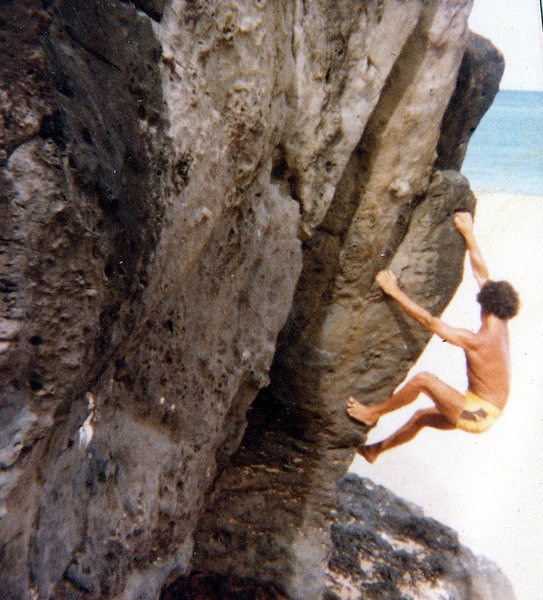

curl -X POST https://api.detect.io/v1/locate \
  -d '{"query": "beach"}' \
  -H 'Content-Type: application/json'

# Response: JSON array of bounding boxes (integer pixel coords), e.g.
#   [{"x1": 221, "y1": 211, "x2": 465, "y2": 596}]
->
[{"x1": 351, "y1": 193, "x2": 543, "y2": 600}]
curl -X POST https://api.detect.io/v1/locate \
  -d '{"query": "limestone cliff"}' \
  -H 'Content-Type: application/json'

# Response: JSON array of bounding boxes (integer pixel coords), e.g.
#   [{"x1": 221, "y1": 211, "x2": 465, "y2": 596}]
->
[{"x1": 0, "y1": 1, "x2": 505, "y2": 600}]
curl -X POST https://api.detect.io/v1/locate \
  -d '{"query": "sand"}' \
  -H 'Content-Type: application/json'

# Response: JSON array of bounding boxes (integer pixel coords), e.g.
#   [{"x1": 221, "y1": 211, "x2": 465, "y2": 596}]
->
[{"x1": 351, "y1": 193, "x2": 543, "y2": 600}]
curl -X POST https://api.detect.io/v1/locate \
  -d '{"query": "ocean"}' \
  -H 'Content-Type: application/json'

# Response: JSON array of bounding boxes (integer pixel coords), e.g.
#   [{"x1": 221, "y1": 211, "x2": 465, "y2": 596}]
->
[{"x1": 461, "y1": 89, "x2": 543, "y2": 196}]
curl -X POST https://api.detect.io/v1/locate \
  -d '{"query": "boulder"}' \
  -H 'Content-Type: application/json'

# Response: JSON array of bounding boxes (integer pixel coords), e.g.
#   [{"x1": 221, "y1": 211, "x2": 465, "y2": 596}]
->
[{"x1": 327, "y1": 474, "x2": 516, "y2": 600}]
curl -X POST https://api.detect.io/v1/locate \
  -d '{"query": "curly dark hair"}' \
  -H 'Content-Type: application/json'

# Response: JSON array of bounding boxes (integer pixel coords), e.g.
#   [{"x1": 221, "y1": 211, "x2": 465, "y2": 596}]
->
[{"x1": 477, "y1": 280, "x2": 520, "y2": 320}]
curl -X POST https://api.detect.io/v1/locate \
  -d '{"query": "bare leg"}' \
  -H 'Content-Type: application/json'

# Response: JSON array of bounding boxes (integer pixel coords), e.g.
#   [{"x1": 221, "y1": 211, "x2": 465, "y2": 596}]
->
[
  {"x1": 359, "y1": 408, "x2": 455, "y2": 463},
  {"x1": 347, "y1": 371, "x2": 466, "y2": 426}
]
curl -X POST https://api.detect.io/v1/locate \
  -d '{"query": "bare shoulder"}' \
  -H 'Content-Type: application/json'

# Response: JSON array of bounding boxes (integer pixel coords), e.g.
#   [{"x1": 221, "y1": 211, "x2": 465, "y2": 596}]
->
[
  {"x1": 430, "y1": 318, "x2": 479, "y2": 349},
  {"x1": 469, "y1": 320, "x2": 509, "y2": 355}
]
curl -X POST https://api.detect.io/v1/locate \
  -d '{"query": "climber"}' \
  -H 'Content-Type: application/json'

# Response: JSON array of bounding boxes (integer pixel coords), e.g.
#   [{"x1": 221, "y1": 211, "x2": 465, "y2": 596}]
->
[{"x1": 346, "y1": 212, "x2": 519, "y2": 463}]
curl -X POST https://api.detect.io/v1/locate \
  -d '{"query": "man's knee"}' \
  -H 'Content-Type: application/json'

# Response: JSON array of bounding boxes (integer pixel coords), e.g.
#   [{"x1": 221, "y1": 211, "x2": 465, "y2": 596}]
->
[{"x1": 412, "y1": 372, "x2": 434, "y2": 388}]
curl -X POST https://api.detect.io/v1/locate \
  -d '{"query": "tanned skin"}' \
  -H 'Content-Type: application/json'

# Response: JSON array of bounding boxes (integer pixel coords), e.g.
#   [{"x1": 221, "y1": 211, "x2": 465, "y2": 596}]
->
[{"x1": 346, "y1": 212, "x2": 511, "y2": 463}]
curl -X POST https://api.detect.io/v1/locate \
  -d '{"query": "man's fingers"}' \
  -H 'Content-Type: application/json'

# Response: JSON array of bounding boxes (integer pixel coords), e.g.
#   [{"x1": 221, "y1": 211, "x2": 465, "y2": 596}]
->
[
  {"x1": 375, "y1": 270, "x2": 398, "y2": 295},
  {"x1": 454, "y1": 212, "x2": 473, "y2": 229}
]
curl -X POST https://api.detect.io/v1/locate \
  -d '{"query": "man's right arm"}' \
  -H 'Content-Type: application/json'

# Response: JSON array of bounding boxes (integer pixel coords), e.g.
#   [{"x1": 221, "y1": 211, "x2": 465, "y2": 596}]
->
[
  {"x1": 376, "y1": 270, "x2": 477, "y2": 349},
  {"x1": 454, "y1": 212, "x2": 489, "y2": 288}
]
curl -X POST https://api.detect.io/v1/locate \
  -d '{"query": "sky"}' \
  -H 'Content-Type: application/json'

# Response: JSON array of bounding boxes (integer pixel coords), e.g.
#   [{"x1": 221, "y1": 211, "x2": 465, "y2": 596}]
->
[{"x1": 468, "y1": 0, "x2": 543, "y2": 90}]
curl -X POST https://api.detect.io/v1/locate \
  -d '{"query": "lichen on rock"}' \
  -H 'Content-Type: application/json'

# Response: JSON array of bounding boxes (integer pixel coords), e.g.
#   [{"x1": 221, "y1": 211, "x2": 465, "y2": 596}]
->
[{"x1": 327, "y1": 474, "x2": 516, "y2": 600}]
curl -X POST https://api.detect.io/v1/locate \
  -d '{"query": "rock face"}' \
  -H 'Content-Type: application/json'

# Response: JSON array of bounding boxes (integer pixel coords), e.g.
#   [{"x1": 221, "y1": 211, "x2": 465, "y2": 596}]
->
[
  {"x1": 190, "y1": 171, "x2": 476, "y2": 600},
  {"x1": 327, "y1": 474, "x2": 516, "y2": 600},
  {"x1": 0, "y1": 1, "x2": 507, "y2": 600},
  {"x1": 436, "y1": 31, "x2": 505, "y2": 171}
]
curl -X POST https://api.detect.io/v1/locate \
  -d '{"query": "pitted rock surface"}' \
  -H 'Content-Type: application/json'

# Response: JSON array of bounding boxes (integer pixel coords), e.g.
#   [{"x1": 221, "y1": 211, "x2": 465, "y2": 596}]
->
[{"x1": 0, "y1": 2, "x2": 511, "y2": 600}]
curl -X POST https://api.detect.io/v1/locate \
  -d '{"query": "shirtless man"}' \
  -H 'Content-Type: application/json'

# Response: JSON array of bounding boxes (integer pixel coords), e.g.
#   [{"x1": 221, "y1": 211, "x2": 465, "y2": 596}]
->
[{"x1": 346, "y1": 212, "x2": 520, "y2": 463}]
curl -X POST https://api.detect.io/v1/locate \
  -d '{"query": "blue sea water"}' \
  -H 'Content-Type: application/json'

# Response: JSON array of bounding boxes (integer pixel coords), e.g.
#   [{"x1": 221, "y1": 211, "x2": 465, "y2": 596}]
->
[{"x1": 461, "y1": 90, "x2": 543, "y2": 196}]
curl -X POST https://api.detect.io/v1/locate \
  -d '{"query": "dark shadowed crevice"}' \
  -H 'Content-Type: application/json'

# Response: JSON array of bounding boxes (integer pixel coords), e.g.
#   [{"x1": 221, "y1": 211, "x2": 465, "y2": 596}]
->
[
  {"x1": 160, "y1": 571, "x2": 288, "y2": 600},
  {"x1": 42, "y1": 0, "x2": 166, "y2": 273},
  {"x1": 38, "y1": 110, "x2": 68, "y2": 149},
  {"x1": 125, "y1": 0, "x2": 169, "y2": 22},
  {"x1": 271, "y1": 145, "x2": 301, "y2": 205}
]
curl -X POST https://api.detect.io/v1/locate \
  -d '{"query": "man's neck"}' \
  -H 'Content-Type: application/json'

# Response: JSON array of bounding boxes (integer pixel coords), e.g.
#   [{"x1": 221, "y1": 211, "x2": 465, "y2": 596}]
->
[{"x1": 480, "y1": 312, "x2": 502, "y2": 331}]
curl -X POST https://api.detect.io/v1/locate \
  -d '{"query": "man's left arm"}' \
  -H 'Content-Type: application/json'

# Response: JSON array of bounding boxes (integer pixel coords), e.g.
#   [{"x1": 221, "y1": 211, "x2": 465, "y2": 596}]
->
[{"x1": 375, "y1": 270, "x2": 477, "y2": 349}]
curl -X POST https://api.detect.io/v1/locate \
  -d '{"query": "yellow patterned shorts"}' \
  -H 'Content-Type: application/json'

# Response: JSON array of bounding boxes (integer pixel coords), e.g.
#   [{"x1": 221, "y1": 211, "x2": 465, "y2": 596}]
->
[{"x1": 455, "y1": 391, "x2": 503, "y2": 434}]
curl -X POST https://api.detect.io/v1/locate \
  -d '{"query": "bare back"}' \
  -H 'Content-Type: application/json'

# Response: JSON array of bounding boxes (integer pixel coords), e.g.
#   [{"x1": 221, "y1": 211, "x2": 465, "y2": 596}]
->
[{"x1": 464, "y1": 315, "x2": 510, "y2": 409}]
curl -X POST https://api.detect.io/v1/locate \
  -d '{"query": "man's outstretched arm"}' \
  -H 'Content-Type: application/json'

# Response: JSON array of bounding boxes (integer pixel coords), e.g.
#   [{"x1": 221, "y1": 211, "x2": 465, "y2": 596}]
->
[
  {"x1": 375, "y1": 270, "x2": 477, "y2": 349},
  {"x1": 454, "y1": 212, "x2": 489, "y2": 288}
]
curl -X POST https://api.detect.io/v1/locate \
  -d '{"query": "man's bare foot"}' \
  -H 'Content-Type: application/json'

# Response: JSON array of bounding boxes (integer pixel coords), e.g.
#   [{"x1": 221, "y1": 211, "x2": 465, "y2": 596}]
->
[
  {"x1": 346, "y1": 397, "x2": 379, "y2": 428},
  {"x1": 358, "y1": 444, "x2": 380, "y2": 464}
]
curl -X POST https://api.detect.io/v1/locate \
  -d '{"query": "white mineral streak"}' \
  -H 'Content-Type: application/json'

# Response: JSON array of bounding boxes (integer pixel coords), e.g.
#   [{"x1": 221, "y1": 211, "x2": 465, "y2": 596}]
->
[{"x1": 77, "y1": 393, "x2": 95, "y2": 451}]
